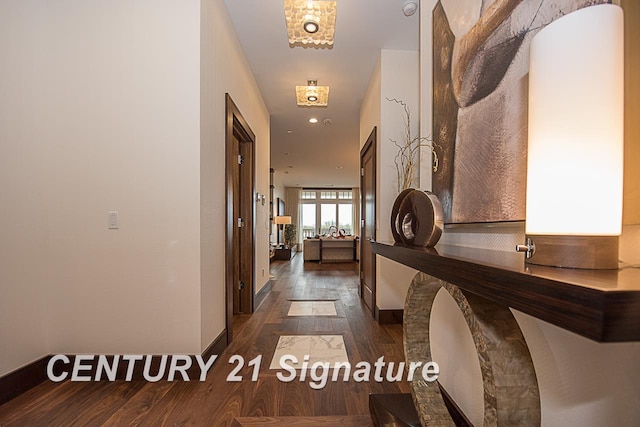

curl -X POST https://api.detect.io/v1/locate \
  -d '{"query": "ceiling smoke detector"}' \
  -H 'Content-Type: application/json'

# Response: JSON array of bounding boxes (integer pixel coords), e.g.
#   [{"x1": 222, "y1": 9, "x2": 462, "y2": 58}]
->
[
  {"x1": 323, "y1": 118, "x2": 333, "y2": 126},
  {"x1": 402, "y1": 0, "x2": 418, "y2": 16}
]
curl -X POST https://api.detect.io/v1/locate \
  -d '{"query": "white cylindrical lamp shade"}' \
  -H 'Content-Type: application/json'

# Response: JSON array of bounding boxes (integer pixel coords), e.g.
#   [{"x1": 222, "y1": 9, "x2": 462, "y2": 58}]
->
[{"x1": 527, "y1": 4, "x2": 624, "y2": 237}]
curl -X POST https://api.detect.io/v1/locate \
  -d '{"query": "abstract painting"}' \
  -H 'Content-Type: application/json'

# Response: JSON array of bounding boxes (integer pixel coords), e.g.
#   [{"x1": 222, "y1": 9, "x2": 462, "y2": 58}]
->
[{"x1": 432, "y1": 0, "x2": 610, "y2": 224}]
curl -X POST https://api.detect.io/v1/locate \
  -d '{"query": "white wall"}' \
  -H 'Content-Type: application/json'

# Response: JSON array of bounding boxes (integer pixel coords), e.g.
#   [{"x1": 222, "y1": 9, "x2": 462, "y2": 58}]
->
[
  {"x1": 380, "y1": 51, "x2": 421, "y2": 310},
  {"x1": 513, "y1": 309, "x2": 640, "y2": 426},
  {"x1": 379, "y1": 50, "x2": 420, "y2": 242},
  {"x1": 430, "y1": 289, "x2": 485, "y2": 425},
  {"x1": 200, "y1": 0, "x2": 271, "y2": 342},
  {"x1": 0, "y1": 0, "x2": 270, "y2": 376},
  {"x1": 419, "y1": 0, "x2": 439, "y2": 191},
  {"x1": 360, "y1": 50, "x2": 421, "y2": 310},
  {"x1": 360, "y1": 55, "x2": 381, "y2": 152},
  {"x1": 420, "y1": 1, "x2": 640, "y2": 424},
  {"x1": 0, "y1": 0, "x2": 202, "y2": 374},
  {"x1": 0, "y1": 0, "x2": 52, "y2": 371}
]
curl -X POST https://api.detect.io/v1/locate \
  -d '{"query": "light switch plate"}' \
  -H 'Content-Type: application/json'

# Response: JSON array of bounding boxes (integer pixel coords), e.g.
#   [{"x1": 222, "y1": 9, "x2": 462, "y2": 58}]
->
[{"x1": 108, "y1": 211, "x2": 119, "y2": 229}]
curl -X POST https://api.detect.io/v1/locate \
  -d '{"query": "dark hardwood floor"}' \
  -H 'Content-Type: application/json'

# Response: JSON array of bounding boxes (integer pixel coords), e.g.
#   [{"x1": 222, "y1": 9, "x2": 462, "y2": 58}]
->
[{"x1": 0, "y1": 255, "x2": 409, "y2": 426}]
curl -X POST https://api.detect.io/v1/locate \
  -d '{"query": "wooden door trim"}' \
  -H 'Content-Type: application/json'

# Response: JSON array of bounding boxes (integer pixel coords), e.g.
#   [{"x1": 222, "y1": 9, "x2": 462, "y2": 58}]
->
[
  {"x1": 360, "y1": 127, "x2": 377, "y2": 317},
  {"x1": 225, "y1": 93, "x2": 256, "y2": 344}
]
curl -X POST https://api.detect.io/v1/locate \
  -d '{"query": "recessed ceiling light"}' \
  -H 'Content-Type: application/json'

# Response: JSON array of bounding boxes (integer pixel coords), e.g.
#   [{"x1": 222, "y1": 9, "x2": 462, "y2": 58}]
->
[
  {"x1": 336, "y1": 166, "x2": 343, "y2": 169},
  {"x1": 283, "y1": 152, "x2": 289, "y2": 155},
  {"x1": 307, "y1": 94, "x2": 318, "y2": 102},
  {"x1": 287, "y1": 130, "x2": 293, "y2": 134},
  {"x1": 287, "y1": 165, "x2": 294, "y2": 169},
  {"x1": 303, "y1": 18, "x2": 319, "y2": 34},
  {"x1": 309, "y1": 117, "x2": 319, "y2": 124}
]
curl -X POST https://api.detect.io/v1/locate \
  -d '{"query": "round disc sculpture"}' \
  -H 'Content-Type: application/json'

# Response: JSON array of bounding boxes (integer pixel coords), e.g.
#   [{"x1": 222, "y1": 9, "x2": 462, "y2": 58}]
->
[{"x1": 391, "y1": 189, "x2": 444, "y2": 247}]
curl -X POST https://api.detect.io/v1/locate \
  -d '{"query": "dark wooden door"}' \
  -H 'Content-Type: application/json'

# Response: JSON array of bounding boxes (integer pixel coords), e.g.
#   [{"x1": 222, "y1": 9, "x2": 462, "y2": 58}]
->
[
  {"x1": 226, "y1": 94, "x2": 255, "y2": 343},
  {"x1": 230, "y1": 134, "x2": 254, "y2": 315},
  {"x1": 238, "y1": 135, "x2": 254, "y2": 313},
  {"x1": 360, "y1": 128, "x2": 377, "y2": 316},
  {"x1": 231, "y1": 134, "x2": 242, "y2": 314}
]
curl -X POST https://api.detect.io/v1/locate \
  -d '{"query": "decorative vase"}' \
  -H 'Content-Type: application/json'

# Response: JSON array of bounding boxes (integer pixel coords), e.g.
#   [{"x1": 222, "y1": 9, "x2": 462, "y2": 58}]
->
[{"x1": 390, "y1": 189, "x2": 444, "y2": 247}]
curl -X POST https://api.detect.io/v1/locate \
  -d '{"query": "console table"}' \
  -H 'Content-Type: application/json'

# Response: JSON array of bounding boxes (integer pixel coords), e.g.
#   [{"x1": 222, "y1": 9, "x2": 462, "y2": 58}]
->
[
  {"x1": 303, "y1": 238, "x2": 358, "y2": 263},
  {"x1": 372, "y1": 241, "x2": 640, "y2": 426},
  {"x1": 372, "y1": 241, "x2": 640, "y2": 342}
]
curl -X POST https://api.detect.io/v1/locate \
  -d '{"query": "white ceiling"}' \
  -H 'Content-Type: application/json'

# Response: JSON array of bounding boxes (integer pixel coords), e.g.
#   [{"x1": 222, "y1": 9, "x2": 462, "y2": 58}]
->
[{"x1": 223, "y1": 0, "x2": 420, "y2": 188}]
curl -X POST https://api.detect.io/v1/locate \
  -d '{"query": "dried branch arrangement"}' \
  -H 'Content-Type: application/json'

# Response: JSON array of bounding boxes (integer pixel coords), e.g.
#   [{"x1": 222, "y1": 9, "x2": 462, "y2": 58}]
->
[{"x1": 387, "y1": 98, "x2": 440, "y2": 193}]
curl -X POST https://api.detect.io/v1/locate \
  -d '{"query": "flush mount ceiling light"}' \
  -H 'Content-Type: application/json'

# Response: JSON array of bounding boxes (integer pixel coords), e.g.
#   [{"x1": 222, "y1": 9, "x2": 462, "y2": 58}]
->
[
  {"x1": 308, "y1": 117, "x2": 319, "y2": 124},
  {"x1": 296, "y1": 79, "x2": 329, "y2": 106},
  {"x1": 284, "y1": 0, "x2": 337, "y2": 47}
]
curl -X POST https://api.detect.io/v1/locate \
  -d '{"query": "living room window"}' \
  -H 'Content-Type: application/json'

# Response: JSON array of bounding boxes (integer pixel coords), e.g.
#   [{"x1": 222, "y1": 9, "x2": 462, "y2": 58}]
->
[
  {"x1": 301, "y1": 190, "x2": 316, "y2": 200},
  {"x1": 301, "y1": 189, "x2": 354, "y2": 237}
]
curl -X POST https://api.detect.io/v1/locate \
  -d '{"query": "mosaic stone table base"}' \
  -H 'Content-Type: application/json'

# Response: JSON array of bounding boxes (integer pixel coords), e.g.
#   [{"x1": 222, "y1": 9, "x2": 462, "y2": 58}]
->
[{"x1": 404, "y1": 273, "x2": 541, "y2": 426}]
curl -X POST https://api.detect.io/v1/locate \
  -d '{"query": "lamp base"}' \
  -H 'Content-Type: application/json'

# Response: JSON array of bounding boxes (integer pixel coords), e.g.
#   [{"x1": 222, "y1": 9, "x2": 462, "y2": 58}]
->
[{"x1": 526, "y1": 235, "x2": 619, "y2": 270}]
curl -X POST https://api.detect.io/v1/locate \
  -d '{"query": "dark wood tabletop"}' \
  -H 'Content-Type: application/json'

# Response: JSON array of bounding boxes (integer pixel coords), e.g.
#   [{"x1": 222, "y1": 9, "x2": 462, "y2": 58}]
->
[{"x1": 372, "y1": 241, "x2": 640, "y2": 342}]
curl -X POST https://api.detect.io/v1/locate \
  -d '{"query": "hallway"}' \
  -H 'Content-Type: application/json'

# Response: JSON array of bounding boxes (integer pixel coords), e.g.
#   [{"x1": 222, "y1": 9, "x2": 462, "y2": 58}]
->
[{"x1": 0, "y1": 256, "x2": 409, "y2": 426}]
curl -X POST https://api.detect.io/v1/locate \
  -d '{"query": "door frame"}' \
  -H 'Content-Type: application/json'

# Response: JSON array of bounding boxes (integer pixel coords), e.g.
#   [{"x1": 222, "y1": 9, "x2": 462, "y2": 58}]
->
[
  {"x1": 360, "y1": 127, "x2": 377, "y2": 317},
  {"x1": 225, "y1": 94, "x2": 256, "y2": 344}
]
